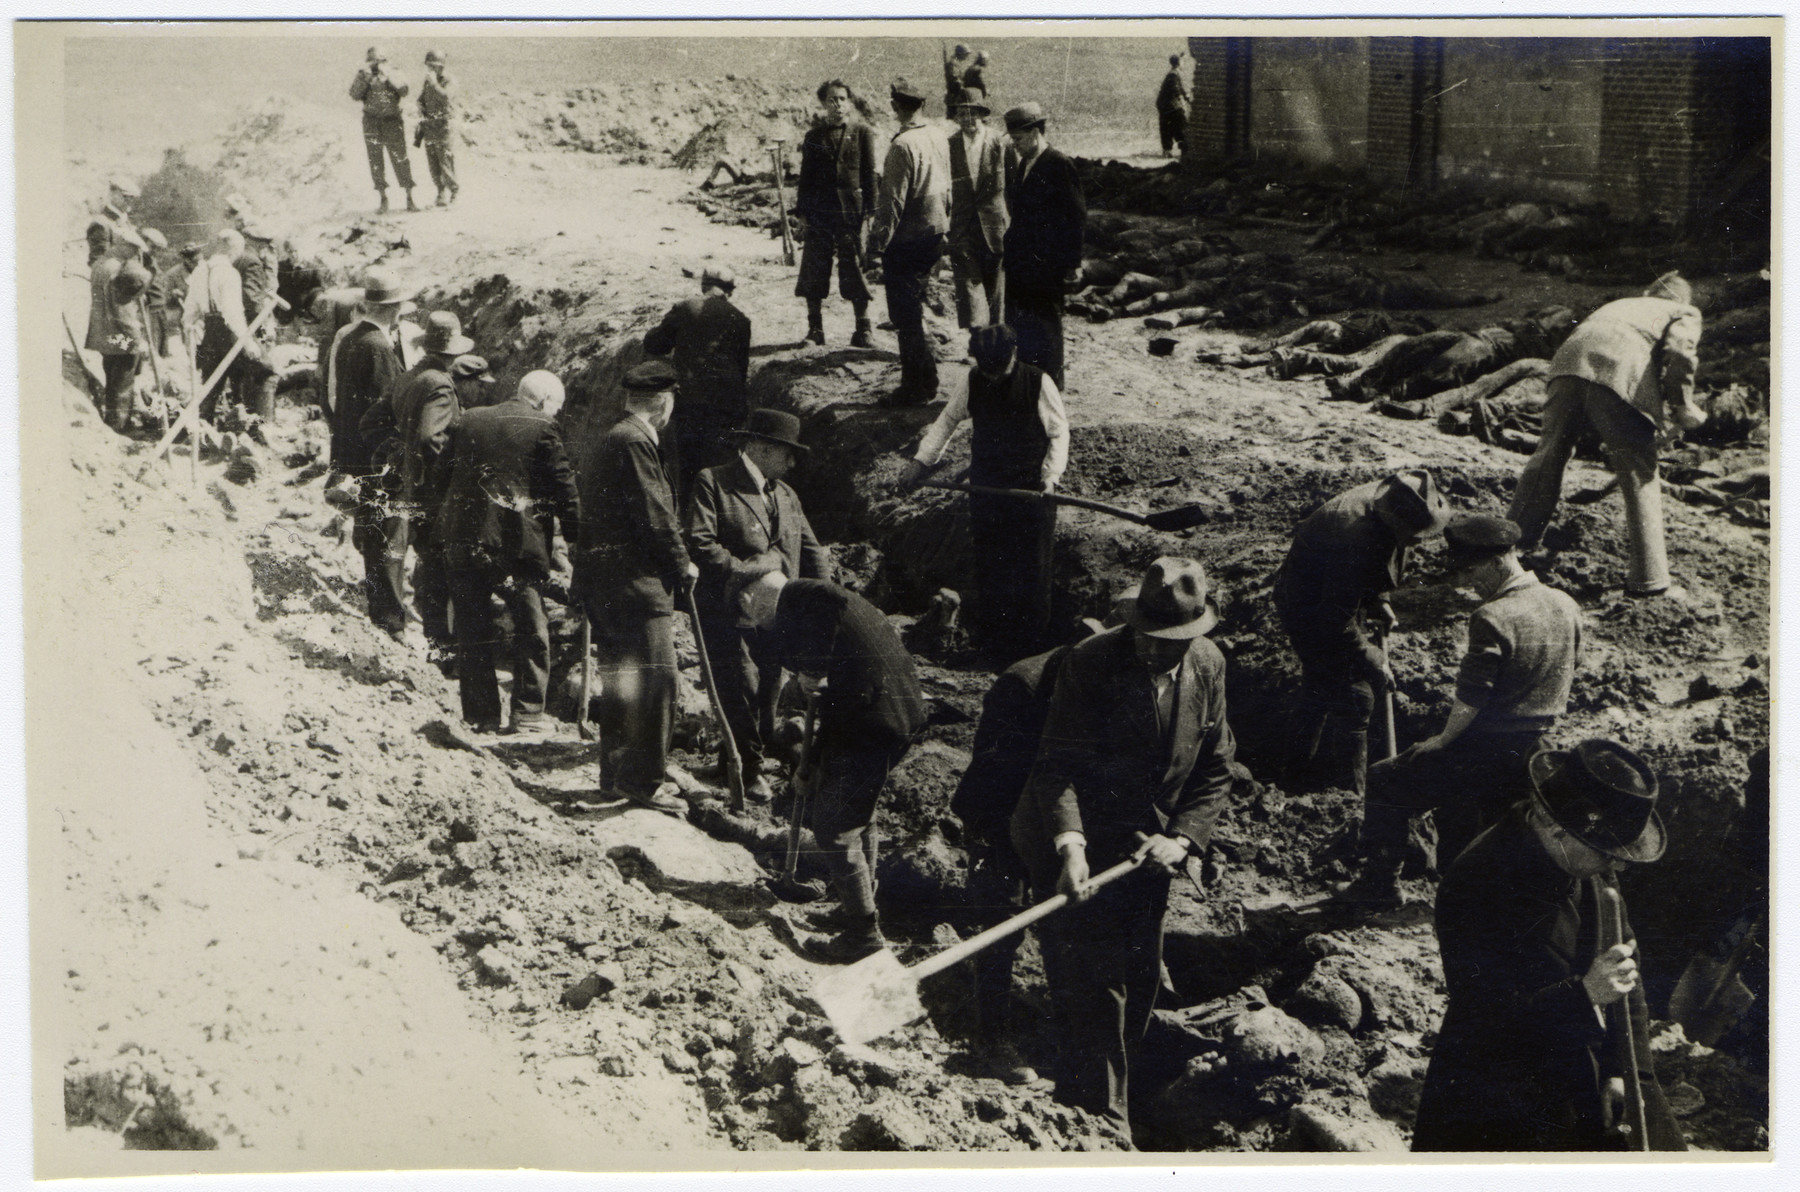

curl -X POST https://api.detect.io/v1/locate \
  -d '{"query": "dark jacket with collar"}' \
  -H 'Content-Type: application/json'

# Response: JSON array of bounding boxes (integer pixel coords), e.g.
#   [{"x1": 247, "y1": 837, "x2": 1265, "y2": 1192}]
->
[
  {"x1": 1272, "y1": 478, "x2": 1407, "y2": 678},
  {"x1": 1011, "y1": 626, "x2": 1236, "y2": 883},
  {"x1": 685, "y1": 454, "x2": 832, "y2": 618},
  {"x1": 330, "y1": 319, "x2": 404, "y2": 478},
  {"x1": 1414, "y1": 807, "x2": 1684, "y2": 1152},
  {"x1": 1002, "y1": 145, "x2": 1085, "y2": 300},
  {"x1": 642, "y1": 294, "x2": 752, "y2": 415},
  {"x1": 575, "y1": 413, "x2": 690, "y2": 617},
  {"x1": 770, "y1": 579, "x2": 925, "y2": 752},
  {"x1": 796, "y1": 119, "x2": 879, "y2": 227},
  {"x1": 433, "y1": 397, "x2": 581, "y2": 579},
  {"x1": 948, "y1": 123, "x2": 1008, "y2": 253},
  {"x1": 359, "y1": 356, "x2": 460, "y2": 508}
]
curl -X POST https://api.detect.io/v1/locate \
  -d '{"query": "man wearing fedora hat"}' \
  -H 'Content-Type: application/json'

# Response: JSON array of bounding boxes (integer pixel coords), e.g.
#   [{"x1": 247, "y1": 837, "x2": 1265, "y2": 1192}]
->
[
  {"x1": 1360, "y1": 513, "x2": 1583, "y2": 884},
  {"x1": 947, "y1": 87, "x2": 1009, "y2": 330},
  {"x1": 869, "y1": 76, "x2": 952, "y2": 405},
  {"x1": 685, "y1": 409, "x2": 833, "y2": 801},
  {"x1": 1414, "y1": 738, "x2": 1684, "y2": 1151},
  {"x1": 1012, "y1": 556, "x2": 1237, "y2": 1133},
  {"x1": 325, "y1": 268, "x2": 414, "y2": 636},
  {"x1": 795, "y1": 79, "x2": 878, "y2": 349},
  {"x1": 1001, "y1": 102, "x2": 1085, "y2": 389},
  {"x1": 418, "y1": 50, "x2": 459, "y2": 207},
  {"x1": 360, "y1": 309, "x2": 474, "y2": 651},
  {"x1": 349, "y1": 46, "x2": 418, "y2": 214},
  {"x1": 643, "y1": 265, "x2": 752, "y2": 506},
  {"x1": 1156, "y1": 53, "x2": 1190, "y2": 158},
  {"x1": 735, "y1": 569, "x2": 926, "y2": 962},
  {"x1": 574, "y1": 359, "x2": 699, "y2": 815},
  {"x1": 1274, "y1": 469, "x2": 1450, "y2": 798},
  {"x1": 435, "y1": 369, "x2": 582, "y2": 735}
]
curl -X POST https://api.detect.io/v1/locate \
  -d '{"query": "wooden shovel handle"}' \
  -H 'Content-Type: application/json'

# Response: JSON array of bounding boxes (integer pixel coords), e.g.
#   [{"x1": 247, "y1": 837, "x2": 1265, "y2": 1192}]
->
[{"x1": 919, "y1": 478, "x2": 1154, "y2": 527}]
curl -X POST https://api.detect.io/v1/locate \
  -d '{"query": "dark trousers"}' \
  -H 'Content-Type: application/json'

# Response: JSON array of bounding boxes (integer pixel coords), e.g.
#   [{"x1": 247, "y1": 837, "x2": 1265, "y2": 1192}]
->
[
  {"x1": 948, "y1": 228, "x2": 1002, "y2": 329},
  {"x1": 1158, "y1": 108, "x2": 1188, "y2": 155},
  {"x1": 808, "y1": 736, "x2": 909, "y2": 918},
  {"x1": 967, "y1": 837, "x2": 1030, "y2": 1047},
  {"x1": 423, "y1": 131, "x2": 458, "y2": 194},
  {"x1": 1006, "y1": 289, "x2": 1066, "y2": 390},
  {"x1": 374, "y1": 510, "x2": 451, "y2": 646},
  {"x1": 589, "y1": 605, "x2": 676, "y2": 798},
  {"x1": 234, "y1": 350, "x2": 277, "y2": 421},
  {"x1": 1039, "y1": 859, "x2": 1169, "y2": 1126},
  {"x1": 671, "y1": 407, "x2": 739, "y2": 514},
  {"x1": 884, "y1": 233, "x2": 946, "y2": 399},
  {"x1": 700, "y1": 613, "x2": 782, "y2": 773},
  {"x1": 353, "y1": 479, "x2": 404, "y2": 634},
  {"x1": 969, "y1": 490, "x2": 1055, "y2": 665},
  {"x1": 362, "y1": 112, "x2": 415, "y2": 191},
  {"x1": 796, "y1": 217, "x2": 872, "y2": 305},
  {"x1": 100, "y1": 352, "x2": 138, "y2": 430},
  {"x1": 195, "y1": 313, "x2": 244, "y2": 424},
  {"x1": 447, "y1": 564, "x2": 550, "y2": 726},
  {"x1": 1363, "y1": 729, "x2": 1544, "y2": 871}
]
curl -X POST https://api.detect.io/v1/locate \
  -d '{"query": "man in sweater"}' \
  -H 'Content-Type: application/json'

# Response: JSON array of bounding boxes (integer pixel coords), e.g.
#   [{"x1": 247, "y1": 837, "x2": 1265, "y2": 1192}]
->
[
  {"x1": 868, "y1": 76, "x2": 951, "y2": 405},
  {"x1": 946, "y1": 87, "x2": 1008, "y2": 330},
  {"x1": 1001, "y1": 103, "x2": 1086, "y2": 389},
  {"x1": 794, "y1": 79, "x2": 879, "y2": 348},
  {"x1": 1359, "y1": 514, "x2": 1583, "y2": 883},
  {"x1": 899, "y1": 323, "x2": 1069, "y2": 663}
]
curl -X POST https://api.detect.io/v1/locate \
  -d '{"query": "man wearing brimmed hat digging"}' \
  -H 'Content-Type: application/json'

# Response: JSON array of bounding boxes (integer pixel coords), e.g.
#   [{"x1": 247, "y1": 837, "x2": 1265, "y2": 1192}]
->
[
  {"x1": 947, "y1": 87, "x2": 1008, "y2": 330},
  {"x1": 685, "y1": 409, "x2": 833, "y2": 802},
  {"x1": 868, "y1": 76, "x2": 952, "y2": 405},
  {"x1": 1273, "y1": 469, "x2": 1451, "y2": 798},
  {"x1": 1358, "y1": 513, "x2": 1582, "y2": 892},
  {"x1": 1011, "y1": 557, "x2": 1237, "y2": 1138},
  {"x1": 1414, "y1": 739, "x2": 1685, "y2": 1151}
]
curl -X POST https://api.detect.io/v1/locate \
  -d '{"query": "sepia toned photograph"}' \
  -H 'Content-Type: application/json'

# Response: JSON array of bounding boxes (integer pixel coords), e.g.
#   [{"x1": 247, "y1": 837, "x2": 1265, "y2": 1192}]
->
[{"x1": 15, "y1": 12, "x2": 1776, "y2": 1178}]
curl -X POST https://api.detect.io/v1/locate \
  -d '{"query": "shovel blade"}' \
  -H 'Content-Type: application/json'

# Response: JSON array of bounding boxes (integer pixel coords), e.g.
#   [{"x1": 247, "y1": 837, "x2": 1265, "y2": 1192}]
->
[
  {"x1": 811, "y1": 949, "x2": 925, "y2": 1047},
  {"x1": 1142, "y1": 505, "x2": 1211, "y2": 532}
]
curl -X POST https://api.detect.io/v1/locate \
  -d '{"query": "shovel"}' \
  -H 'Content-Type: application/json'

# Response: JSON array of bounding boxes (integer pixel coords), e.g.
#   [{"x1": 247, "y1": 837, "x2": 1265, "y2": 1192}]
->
[
  {"x1": 574, "y1": 612, "x2": 596, "y2": 742},
  {"x1": 682, "y1": 584, "x2": 748, "y2": 811},
  {"x1": 770, "y1": 690, "x2": 825, "y2": 904},
  {"x1": 1669, "y1": 908, "x2": 1762, "y2": 1046},
  {"x1": 813, "y1": 848, "x2": 1147, "y2": 1047},
  {"x1": 920, "y1": 478, "x2": 1209, "y2": 532}
]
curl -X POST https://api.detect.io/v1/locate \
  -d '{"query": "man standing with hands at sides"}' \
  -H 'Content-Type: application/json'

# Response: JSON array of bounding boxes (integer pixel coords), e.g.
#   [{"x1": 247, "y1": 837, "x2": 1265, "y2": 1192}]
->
[
  {"x1": 735, "y1": 569, "x2": 927, "y2": 963},
  {"x1": 1001, "y1": 103, "x2": 1085, "y2": 389},
  {"x1": 1011, "y1": 557, "x2": 1236, "y2": 1142},
  {"x1": 349, "y1": 46, "x2": 418, "y2": 214},
  {"x1": 685, "y1": 409, "x2": 834, "y2": 803},
  {"x1": 867, "y1": 77, "x2": 951, "y2": 406},
  {"x1": 794, "y1": 79, "x2": 878, "y2": 349},
  {"x1": 1413, "y1": 739, "x2": 1685, "y2": 1152},
  {"x1": 1156, "y1": 53, "x2": 1191, "y2": 158},
  {"x1": 643, "y1": 265, "x2": 753, "y2": 507},
  {"x1": 946, "y1": 87, "x2": 1009, "y2": 331},
  {"x1": 418, "y1": 49, "x2": 459, "y2": 207},
  {"x1": 575, "y1": 360, "x2": 699, "y2": 816},
  {"x1": 899, "y1": 323, "x2": 1069, "y2": 664}
]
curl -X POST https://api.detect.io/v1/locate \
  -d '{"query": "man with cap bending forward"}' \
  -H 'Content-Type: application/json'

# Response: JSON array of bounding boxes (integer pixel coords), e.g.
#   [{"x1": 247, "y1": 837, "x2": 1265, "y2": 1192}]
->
[
  {"x1": 1012, "y1": 557, "x2": 1237, "y2": 1137},
  {"x1": 575, "y1": 359, "x2": 700, "y2": 815},
  {"x1": 685, "y1": 409, "x2": 833, "y2": 803},
  {"x1": 1360, "y1": 513, "x2": 1582, "y2": 885},
  {"x1": 1414, "y1": 738, "x2": 1684, "y2": 1151},
  {"x1": 736, "y1": 569, "x2": 926, "y2": 963},
  {"x1": 868, "y1": 76, "x2": 951, "y2": 405},
  {"x1": 643, "y1": 266, "x2": 753, "y2": 506}
]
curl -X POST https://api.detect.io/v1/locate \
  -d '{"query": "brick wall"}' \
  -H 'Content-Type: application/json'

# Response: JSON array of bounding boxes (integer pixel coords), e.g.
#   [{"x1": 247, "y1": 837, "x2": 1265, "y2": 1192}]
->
[
  {"x1": 1596, "y1": 38, "x2": 1701, "y2": 221},
  {"x1": 1184, "y1": 36, "x2": 1252, "y2": 163},
  {"x1": 1365, "y1": 37, "x2": 1442, "y2": 190}
]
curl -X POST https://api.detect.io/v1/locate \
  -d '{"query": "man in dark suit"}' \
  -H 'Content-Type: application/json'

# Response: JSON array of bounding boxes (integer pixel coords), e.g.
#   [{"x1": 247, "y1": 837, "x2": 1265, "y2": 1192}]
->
[
  {"x1": 1415, "y1": 739, "x2": 1685, "y2": 1152},
  {"x1": 574, "y1": 359, "x2": 699, "y2": 815},
  {"x1": 738, "y1": 570, "x2": 927, "y2": 962},
  {"x1": 795, "y1": 78, "x2": 878, "y2": 348},
  {"x1": 947, "y1": 87, "x2": 1008, "y2": 330},
  {"x1": 643, "y1": 266, "x2": 753, "y2": 506},
  {"x1": 1001, "y1": 102, "x2": 1085, "y2": 389},
  {"x1": 360, "y1": 310, "x2": 470, "y2": 651},
  {"x1": 685, "y1": 408, "x2": 833, "y2": 801},
  {"x1": 1012, "y1": 557, "x2": 1236, "y2": 1136},
  {"x1": 434, "y1": 370, "x2": 582, "y2": 734}
]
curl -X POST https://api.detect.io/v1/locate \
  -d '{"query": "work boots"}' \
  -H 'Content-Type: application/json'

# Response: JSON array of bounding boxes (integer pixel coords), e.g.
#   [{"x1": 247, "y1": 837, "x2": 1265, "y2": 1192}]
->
[
  {"x1": 804, "y1": 300, "x2": 826, "y2": 347},
  {"x1": 434, "y1": 187, "x2": 447, "y2": 208},
  {"x1": 404, "y1": 188, "x2": 420, "y2": 213},
  {"x1": 850, "y1": 318, "x2": 875, "y2": 349},
  {"x1": 376, "y1": 189, "x2": 390, "y2": 214},
  {"x1": 807, "y1": 912, "x2": 888, "y2": 964}
]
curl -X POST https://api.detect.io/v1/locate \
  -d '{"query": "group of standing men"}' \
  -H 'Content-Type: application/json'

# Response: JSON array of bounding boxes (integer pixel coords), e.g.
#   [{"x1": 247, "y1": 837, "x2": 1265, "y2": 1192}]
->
[{"x1": 349, "y1": 45, "x2": 460, "y2": 213}]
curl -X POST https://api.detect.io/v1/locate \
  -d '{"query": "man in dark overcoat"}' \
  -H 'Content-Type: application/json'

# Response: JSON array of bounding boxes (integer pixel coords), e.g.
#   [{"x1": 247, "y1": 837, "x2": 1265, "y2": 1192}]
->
[
  {"x1": 1414, "y1": 739, "x2": 1685, "y2": 1152},
  {"x1": 794, "y1": 78, "x2": 879, "y2": 348},
  {"x1": 1011, "y1": 557, "x2": 1236, "y2": 1135},
  {"x1": 684, "y1": 408, "x2": 833, "y2": 801},
  {"x1": 1000, "y1": 102, "x2": 1085, "y2": 389},
  {"x1": 643, "y1": 265, "x2": 753, "y2": 506},
  {"x1": 434, "y1": 370, "x2": 581, "y2": 734}
]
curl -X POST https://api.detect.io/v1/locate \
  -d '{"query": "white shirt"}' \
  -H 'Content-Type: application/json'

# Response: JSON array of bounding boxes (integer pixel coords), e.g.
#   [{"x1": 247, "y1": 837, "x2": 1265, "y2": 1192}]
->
[
  {"x1": 628, "y1": 410, "x2": 661, "y2": 446},
  {"x1": 180, "y1": 253, "x2": 249, "y2": 340},
  {"x1": 912, "y1": 365, "x2": 1070, "y2": 489}
]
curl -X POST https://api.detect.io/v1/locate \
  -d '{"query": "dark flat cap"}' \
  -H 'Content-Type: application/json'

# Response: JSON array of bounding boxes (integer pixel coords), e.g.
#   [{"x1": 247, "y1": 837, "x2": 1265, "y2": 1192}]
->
[
  {"x1": 622, "y1": 358, "x2": 679, "y2": 391},
  {"x1": 1444, "y1": 512, "x2": 1521, "y2": 561},
  {"x1": 890, "y1": 76, "x2": 927, "y2": 103}
]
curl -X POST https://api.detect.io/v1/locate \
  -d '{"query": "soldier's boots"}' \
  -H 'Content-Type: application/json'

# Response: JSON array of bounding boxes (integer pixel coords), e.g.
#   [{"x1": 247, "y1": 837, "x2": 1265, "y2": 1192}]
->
[
  {"x1": 404, "y1": 188, "x2": 420, "y2": 213},
  {"x1": 850, "y1": 318, "x2": 875, "y2": 349},
  {"x1": 804, "y1": 325, "x2": 826, "y2": 347},
  {"x1": 448, "y1": 185, "x2": 459, "y2": 206},
  {"x1": 434, "y1": 188, "x2": 447, "y2": 208},
  {"x1": 377, "y1": 189, "x2": 390, "y2": 214}
]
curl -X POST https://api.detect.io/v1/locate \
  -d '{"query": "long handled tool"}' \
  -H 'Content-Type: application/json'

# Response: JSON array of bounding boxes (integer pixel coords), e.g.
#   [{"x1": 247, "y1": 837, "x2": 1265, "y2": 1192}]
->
[
  {"x1": 770, "y1": 141, "x2": 795, "y2": 266},
  {"x1": 574, "y1": 611, "x2": 596, "y2": 742},
  {"x1": 1669, "y1": 908, "x2": 1763, "y2": 1047},
  {"x1": 62, "y1": 312, "x2": 105, "y2": 400},
  {"x1": 920, "y1": 478, "x2": 1210, "y2": 533},
  {"x1": 1599, "y1": 884, "x2": 1650, "y2": 1152},
  {"x1": 1376, "y1": 621, "x2": 1399, "y2": 761},
  {"x1": 813, "y1": 849, "x2": 1147, "y2": 1046},
  {"x1": 681, "y1": 584, "x2": 748, "y2": 810},
  {"x1": 770, "y1": 691, "x2": 824, "y2": 904},
  {"x1": 156, "y1": 292, "x2": 289, "y2": 460}
]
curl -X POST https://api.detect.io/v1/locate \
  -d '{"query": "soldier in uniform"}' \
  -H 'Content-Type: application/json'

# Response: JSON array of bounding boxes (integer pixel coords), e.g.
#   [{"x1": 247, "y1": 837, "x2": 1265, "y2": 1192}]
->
[
  {"x1": 348, "y1": 46, "x2": 418, "y2": 213},
  {"x1": 418, "y1": 49, "x2": 459, "y2": 207}
]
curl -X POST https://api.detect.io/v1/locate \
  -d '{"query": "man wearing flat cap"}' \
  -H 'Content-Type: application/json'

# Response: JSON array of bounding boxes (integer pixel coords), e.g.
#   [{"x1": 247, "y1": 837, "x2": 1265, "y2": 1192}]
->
[
  {"x1": 868, "y1": 76, "x2": 952, "y2": 405},
  {"x1": 947, "y1": 87, "x2": 1009, "y2": 331},
  {"x1": 418, "y1": 49, "x2": 459, "y2": 207},
  {"x1": 795, "y1": 78, "x2": 879, "y2": 349},
  {"x1": 644, "y1": 265, "x2": 753, "y2": 506},
  {"x1": 86, "y1": 178, "x2": 139, "y2": 267},
  {"x1": 1012, "y1": 556, "x2": 1237, "y2": 1136},
  {"x1": 450, "y1": 354, "x2": 500, "y2": 410},
  {"x1": 1273, "y1": 470, "x2": 1450, "y2": 798},
  {"x1": 1414, "y1": 739, "x2": 1685, "y2": 1151},
  {"x1": 1360, "y1": 513, "x2": 1582, "y2": 883},
  {"x1": 349, "y1": 46, "x2": 418, "y2": 214},
  {"x1": 575, "y1": 359, "x2": 700, "y2": 815},
  {"x1": 1001, "y1": 102, "x2": 1085, "y2": 389},
  {"x1": 685, "y1": 409, "x2": 833, "y2": 802}
]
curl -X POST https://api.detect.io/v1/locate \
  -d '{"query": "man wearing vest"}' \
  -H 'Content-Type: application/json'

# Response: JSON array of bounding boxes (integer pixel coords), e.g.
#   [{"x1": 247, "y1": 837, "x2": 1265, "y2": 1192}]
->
[
  {"x1": 901, "y1": 323, "x2": 1069, "y2": 664},
  {"x1": 348, "y1": 46, "x2": 418, "y2": 214},
  {"x1": 1001, "y1": 102, "x2": 1085, "y2": 390},
  {"x1": 946, "y1": 87, "x2": 1009, "y2": 331},
  {"x1": 867, "y1": 76, "x2": 951, "y2": 405},
  {"x1": 794, "y1": 78, "x2": 878, "y2": 349}
]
